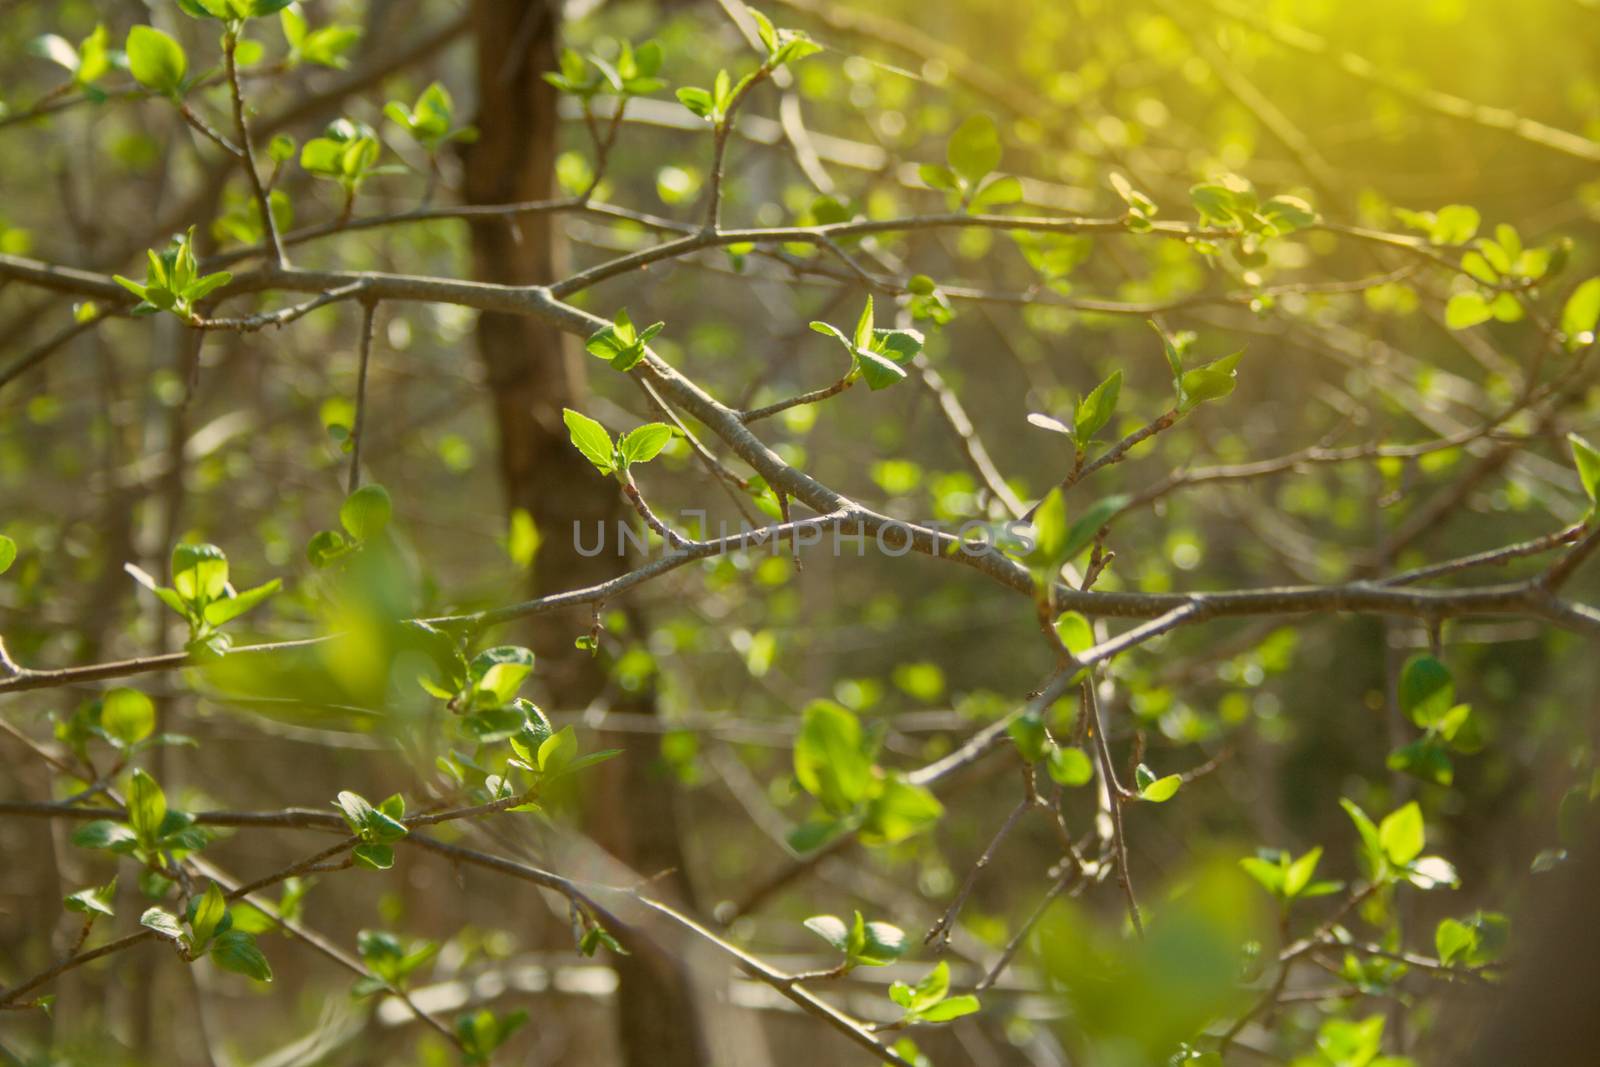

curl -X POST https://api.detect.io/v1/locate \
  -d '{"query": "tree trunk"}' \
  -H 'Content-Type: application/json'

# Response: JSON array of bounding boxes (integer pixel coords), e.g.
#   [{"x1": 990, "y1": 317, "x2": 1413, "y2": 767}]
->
[{"x1": 460, "y1": 4, "x2": 713, "y2": 1065}]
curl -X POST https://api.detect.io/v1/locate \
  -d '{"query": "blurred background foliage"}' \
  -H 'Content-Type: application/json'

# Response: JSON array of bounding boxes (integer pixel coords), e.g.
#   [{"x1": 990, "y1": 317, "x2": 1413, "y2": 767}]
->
[{"x1": 2, "y1": 0, "x2": 1599, "y2": 1064}]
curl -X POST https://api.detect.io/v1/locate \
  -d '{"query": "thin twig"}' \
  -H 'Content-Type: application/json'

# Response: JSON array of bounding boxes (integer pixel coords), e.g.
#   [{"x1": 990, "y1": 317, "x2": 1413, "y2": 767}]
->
[
  {"x1": 223, "y1": 30, "x2": 287, "y2": 267},
  {"x1": 925, "y1": 798, "x2": 1031, "y2": 947},
  {"x1": 347, "y1": 299, "x2": 378, "y2": 494}
]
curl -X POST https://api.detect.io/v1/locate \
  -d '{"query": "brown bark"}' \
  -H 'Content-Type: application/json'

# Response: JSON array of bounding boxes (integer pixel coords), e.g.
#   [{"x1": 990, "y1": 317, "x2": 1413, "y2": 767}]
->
[
  {"x1": 1459, "y1": 827, "x2": 1600, "y2": 1064},
  {"x1": 461, "y1": 4, "x2": 712, "y2": 1065}
]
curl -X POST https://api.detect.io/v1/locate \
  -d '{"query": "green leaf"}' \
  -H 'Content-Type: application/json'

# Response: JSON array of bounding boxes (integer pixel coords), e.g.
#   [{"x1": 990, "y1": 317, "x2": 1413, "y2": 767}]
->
[
  {"x1": 1378, "y1": 801, "x2": 1425, "y2": 867},
  {"x1": 618, "y1": 423, "x2": 675, "y2": 466},
  {"x1": 455, "y1": 1008, "x2": 527, "y2": 1064},
  {"x1": 1059, "y1": 494, "x2": 1130, "y2": 564},
  {"x1": 203, "y1": 578, "x2": 280, "y2": 627},
  {"x1": 334, "y1": 790, "x2": 375, "y2": 831},
  {"x1": 1136, "y1": 766, "x2": 1181, "y2": 803},
  {"x1": 850, "y1": 915, "x2": 908, "y2": 965},
  {"x1": 514, "y1": 708, "x2": 555, "y2": 754},
  {"x1": 855, "y1": 347, "x2": 909, "y2": 390},
  {"x1": 774, "y1": 35, "x2": 821, "y2": 67},
  {"x1": 1495, "y1": 223, "x2": 1522, "y2": 260},
  {"x1": 1047, "y1": 746, "x2": 1094, "y2": 787},
  {"x1": 1489, "y1": 291, "x2": 1523, "y2": 323},
  {"x1": 1259, "y1": 195, "x2": 1317, "y2": 235},
  {"x1": 793, "y1": 700, "x2": 874, "y2": 816},
  {"x1": 1072, "y1": 370, "x2": 1121, "y2": 448},
  {"x1": 64, "y1": 877, "x2": 117, "y2": 918},
  {"x1": 676, "y1": 86, "x2": 714, "y2": 119},
  {"x1": 751, "y1": 8, "x2": 779, "y2": 52},
  {"x1": 0, "y1": 534, "x2": 15, "y2": 574},
  {"x1": 1148, "y1": 327, "x2": 1180, "y2": 379},
  {"x1": 918, "y1": 164, "x2": 960, "y2": 193},
  {"x1": 1460, "y1": 250, "x2": 1499, "y2": 285},
  {"x1": 578, "y1": 923, "x2": 626, "y2": 958},
  {"x1": 186, "y1": 270, "x2": 232, "y2": 302},
  {"x1": 126, "y1": 26, "x2": 187, "y2": 95},
  {"x1": 280, "y1": 6, "x2": 307, "y2": 47},
  {"x1": 71, "y1": 820, "x2": 138, "y2": 853},
  {"x1": 189, "y1": 882, "x2": 229, "y2": 951},
  {"x1": 300, "y1": 137, "x2": 345, "y2": 174},
  {"x1": 178, "y1": 0, "x2": 297, "y2": 18},
  {"x1": 171, "y1": 542, "x2": 228, "y2": 603},
  {"x1": 1316, "y1": 1016, "x2": 1385, "y2": 1066},
  {"x1": 1398, "y1": 655, "x2": 1454, "y2": 728},
  {"x1": 1560, "y1": 277, "x2": 1600, "y2": 350},
  {"x1": 357, "y1": 929, "x2": 410, "y2": 980},
  {"x1": 77, "y1": 25, "x2": 112, "y2": 85},
  {"x1": 1054, "y1": 611, "x2": 1093, "y2": 656},
  {"x1": 1239, "y1": 855, "x2": 1285, "y2": 897},
  {"x1": 1008, "y1": 713, "x2": 1048, "y2": 763},
  {"x1": 101, "y1": 688, "x2": 155, "y2": 746},
  {"x1": 1026, "y1": 413, "x2": 1080, "y2": 438},
  {"x1": 809, "y1": 321, "x2": 850, "y2": 350},
  {"x1": 787, "y1": 816, "x2": 847, "y2": 853},
  {"x1": 852, "y1": 296, "x2": 875, "y2": 351},
  {"x1": 473, "y1": 668, "x2": 531, "y2": 710},
  {"x1": 893, "y1": 960, "x2": 952, "y2": 1014},
  {"x1": 1445, "y1": 290, "x2": 1493, "y2": 330},
  {"x1": 1435, "y1": 703, "x2": 1474, "y2": 746},
  {"x1": 292, "y1": 20, "x2": 361, "y2": 69},
  {"x1": 563, "y1": 408, "x2": 616, "y2": 475},
  {"x1": 1435, "y1": 911, "x2": 1508, "y2": 967},
  {"x1": 803, "y1": 914, "x2": 850, "y2": 953},
  {"x1": 873, "y1": 328, "x2": 924, "y2": 363},
  {"x1": 969, "y1": 174, "x2": 1022, "y2": 211},
  {"x1": 470, "y1": 646, "x2": 536, "y2": 708},
  {"x1": 1569, "y1": 433, "x2": 1600, "y2": 515},
  {"x1": 1029, "y1": 489, "x2": 1070, "y2": 579},
  {"x1": 947, "y1": 115, "x2": 1001, "y2": 186},
  {"x1": 1434, "y1": 917, "x2": 1475, "y2": 965},
  {"x1": 1108, "y1": 172, "x2": 1156, "y2": 217},
  {"x1": 298, "y1": 119, "x2": 383, "y2": 191},
  {"x1": 367, "y1": 810, "x2": 409, "y2": 842},
  {"x1": 335, "y1": 790, "x2": 406, "y2": 841},
  {"x1": 537, "y1": 725, "x2": 579, "y2": 774},
  {"x1": 140, "y1": 907, "x2": 185, "y2": 942},
  {"x1": 1283, "y1": 846, "x2": 1323, "y2": 898},
  {"x1": 353, "y1": 842, "x2": 395, "y2": 870},
  {"x1": 1388, "y1": 739, "x2": 1454, "y2": 786},
  {"x1": 340, "y1": 484, "x2": 392, "y2": 541},
  {"x1": 917, "y1": 994, "x2": 980, "y2": 1022},
  {"x1": 507, "y1": 508, "x2": 540, "y2": 567},
  {"x1": 860, "y1": 777, "x2": 943, "y2": 845},
  {"x1": 210, "y1": 930, "x2": 273, "y2": 982},
  {"x1": 155, "y1": 810, "x2": 207, "y2": 854},
  {"x1": 1404, "y1": 854, "x2": 1459, "y2": 891},
  {"x1": 1178, "y1": 352, "x2": 1242, "y2": 411},
  {"x1": 127, "y1": 769, "x2": 168, "y2": 844},
  {"x1": 585, "y1": 322, "x2": 630, "y2": 361},
  {"x1": 1431, "y1": 205, "x2": 1480, "y2": 244},
  {"x1": 1341, "y1": 797, "x2": 1385, "y2": 879},
  {"x1": 1190, "y1": 182, "x2": 1242, "y2": 225},
  {"x1": 385, "y1": 82, "x2": 461, "y2": 150},
  {"x1": 305, "y1": 530, "x2": 349, "y2": 568}
]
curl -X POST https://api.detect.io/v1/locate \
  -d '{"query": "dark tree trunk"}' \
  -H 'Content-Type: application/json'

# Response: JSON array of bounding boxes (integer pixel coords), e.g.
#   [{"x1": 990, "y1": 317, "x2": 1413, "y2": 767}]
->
[
  {"x1": 1459, "y1": 827, "x2": 1600, "y2": 1064},
  {"x1": 460, "y1": 4, "x2": 714, "y2": 1065}
]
